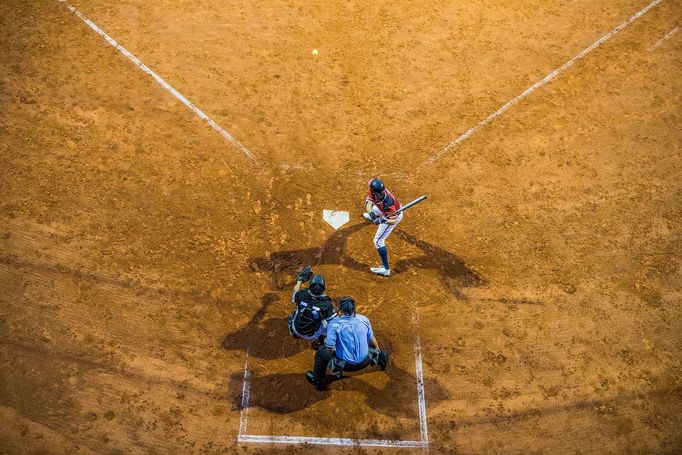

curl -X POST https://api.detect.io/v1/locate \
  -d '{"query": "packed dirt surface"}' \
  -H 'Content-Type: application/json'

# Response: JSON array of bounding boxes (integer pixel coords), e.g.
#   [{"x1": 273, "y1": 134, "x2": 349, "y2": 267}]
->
[{"x1": 1, "y1": 0, "x2": 680, "y2": 453}]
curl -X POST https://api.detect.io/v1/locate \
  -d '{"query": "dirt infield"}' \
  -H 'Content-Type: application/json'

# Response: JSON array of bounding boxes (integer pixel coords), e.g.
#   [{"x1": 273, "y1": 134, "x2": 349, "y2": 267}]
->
[{"x1": 1, "y1": 0, "x2": 680, "y2": 453}]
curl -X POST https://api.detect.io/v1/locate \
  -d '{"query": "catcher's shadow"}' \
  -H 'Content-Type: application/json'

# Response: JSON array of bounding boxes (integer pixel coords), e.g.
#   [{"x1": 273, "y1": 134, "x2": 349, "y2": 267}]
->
[{"x1": 221, "y1": 293, "x2": 311, "y2": 360}]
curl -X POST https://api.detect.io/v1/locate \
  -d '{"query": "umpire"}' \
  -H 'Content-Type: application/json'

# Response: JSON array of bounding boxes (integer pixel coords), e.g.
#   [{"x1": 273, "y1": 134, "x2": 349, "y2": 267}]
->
[{"x1": 306, "y1": 297, "x2": 389, "y2": 390}]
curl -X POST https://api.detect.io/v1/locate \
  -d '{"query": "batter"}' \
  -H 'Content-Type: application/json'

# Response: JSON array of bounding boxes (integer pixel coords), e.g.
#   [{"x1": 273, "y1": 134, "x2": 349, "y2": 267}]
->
[{"x1": 363, "y1": 178, "x2": 403, "y2": 277}]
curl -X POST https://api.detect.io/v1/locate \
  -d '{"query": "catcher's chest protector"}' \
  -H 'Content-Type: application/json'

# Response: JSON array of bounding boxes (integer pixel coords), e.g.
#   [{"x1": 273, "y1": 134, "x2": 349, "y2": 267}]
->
[{"x1": 293, "y1": 301, "x2": 323, "y2": 336}]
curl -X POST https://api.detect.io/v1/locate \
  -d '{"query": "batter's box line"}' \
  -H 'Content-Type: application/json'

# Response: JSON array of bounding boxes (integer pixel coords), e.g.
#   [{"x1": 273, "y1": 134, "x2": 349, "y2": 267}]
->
[{"x1": 237, "y1": 336, "x2": 429, "y2": 449}]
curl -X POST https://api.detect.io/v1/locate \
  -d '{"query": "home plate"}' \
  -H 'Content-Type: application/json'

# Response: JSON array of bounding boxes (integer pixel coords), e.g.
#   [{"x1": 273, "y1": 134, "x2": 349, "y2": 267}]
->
[{"x1": 322, "y1": 210, "x2": 349, "y2": 230}]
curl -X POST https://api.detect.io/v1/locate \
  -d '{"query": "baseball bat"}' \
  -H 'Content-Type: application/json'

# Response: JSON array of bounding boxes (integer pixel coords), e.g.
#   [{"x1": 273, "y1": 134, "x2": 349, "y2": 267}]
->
[{"x1": 386, "y1": 195, "x2": 427, "y2": 218}]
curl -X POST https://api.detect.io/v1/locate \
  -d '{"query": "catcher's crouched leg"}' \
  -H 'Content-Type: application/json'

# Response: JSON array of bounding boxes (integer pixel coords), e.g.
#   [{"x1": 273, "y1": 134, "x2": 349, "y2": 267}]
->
[
  {"x1": 287, "y1": 315, "x2": 296, "y2": 338},
  {"x1": 310, "y1": 335, "x2": 325, "y2": 350}
]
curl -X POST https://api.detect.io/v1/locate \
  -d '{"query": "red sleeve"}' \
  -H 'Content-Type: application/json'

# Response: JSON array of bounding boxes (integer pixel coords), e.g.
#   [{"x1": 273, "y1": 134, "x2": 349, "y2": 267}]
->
[{"x1": 365, "y1": 179, "x2": 374, "y2": 202}]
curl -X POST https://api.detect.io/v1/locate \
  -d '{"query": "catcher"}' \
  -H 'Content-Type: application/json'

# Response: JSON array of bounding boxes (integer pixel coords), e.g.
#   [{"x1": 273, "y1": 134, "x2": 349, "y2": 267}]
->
[{"x1": 288, "y1": 266, "x2": 337, "y2": 346}]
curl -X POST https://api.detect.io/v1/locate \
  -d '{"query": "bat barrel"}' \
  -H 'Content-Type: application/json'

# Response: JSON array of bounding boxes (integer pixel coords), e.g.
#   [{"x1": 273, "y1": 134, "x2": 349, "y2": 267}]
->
[{"x1": 389, "y1": 195, "x2": 427, "y2": 218}]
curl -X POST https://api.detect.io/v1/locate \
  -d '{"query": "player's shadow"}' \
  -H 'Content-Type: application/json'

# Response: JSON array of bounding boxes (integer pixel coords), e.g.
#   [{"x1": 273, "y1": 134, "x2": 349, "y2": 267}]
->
[
  {"x1": 248, "y1": 222, "x2": 369, "y2": 290},
  {"x1": 230, "y1": 363, "x2": 448, "y2": 421},
  {"x1": 221, "y1": 293, "x2": 309, "y2": 360},
  {"x1": 393, "y1": 230, "x2": 484, "y2": 298},
  {"x1": 247, "y1": 222, "x2": 484, "y2": 298}
]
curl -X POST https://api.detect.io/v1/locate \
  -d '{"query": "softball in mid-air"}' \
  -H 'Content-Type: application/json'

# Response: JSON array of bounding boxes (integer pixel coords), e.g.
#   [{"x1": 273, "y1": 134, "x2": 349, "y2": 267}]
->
[{"x1": 312, "y1": 49, "x2": 319, "y2": 56}]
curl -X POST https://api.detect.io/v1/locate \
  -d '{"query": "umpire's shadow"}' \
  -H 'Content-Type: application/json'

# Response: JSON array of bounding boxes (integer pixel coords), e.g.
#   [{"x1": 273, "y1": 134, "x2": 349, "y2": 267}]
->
[
  {"x1": 229, "y1": 364, "x2": 448, "y2": 419},
  {"x1": 221, "y1": 293, "x2": 309, "y2": 360}
]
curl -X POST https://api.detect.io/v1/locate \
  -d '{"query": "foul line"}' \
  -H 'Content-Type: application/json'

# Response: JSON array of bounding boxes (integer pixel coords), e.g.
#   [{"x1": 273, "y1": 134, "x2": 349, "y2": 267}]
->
[
  {"x1": 650, "y1": 25, "x2": 679, "y2": 49},
  {"x1": 58, "y1": 0, "x2": 256, "y2": 161},
  {"x1": 424, "y1": 0, "x2": 665, "y2": 166}
]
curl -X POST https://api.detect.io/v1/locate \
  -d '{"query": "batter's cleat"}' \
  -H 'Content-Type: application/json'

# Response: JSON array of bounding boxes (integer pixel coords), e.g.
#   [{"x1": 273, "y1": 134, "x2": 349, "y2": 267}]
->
[
  {"x1": 305, "y1": 371, "x2": 326, "y2": 391},
  {"x1": 370, "y1": 266, "x2": 391, "y2": 277},
  {"x1": 378, "y1": 351, "x2": 389, "y2": 371},
  {"x1": 363, "y1": 213, "x2": 373, "y2": 221}
]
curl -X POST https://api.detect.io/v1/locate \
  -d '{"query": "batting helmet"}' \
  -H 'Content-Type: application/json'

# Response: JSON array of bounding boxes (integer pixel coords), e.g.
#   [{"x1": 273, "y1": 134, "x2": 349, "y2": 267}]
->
[
  {"x1": 339, "y1": 296, "x2": 356, "y2": 316},
  {"x1": 309, "y1": 274, "x2": 326, "y2": 296},
  {"x1": 369, "y1": 179, "x2": 385, "y2": 195}
]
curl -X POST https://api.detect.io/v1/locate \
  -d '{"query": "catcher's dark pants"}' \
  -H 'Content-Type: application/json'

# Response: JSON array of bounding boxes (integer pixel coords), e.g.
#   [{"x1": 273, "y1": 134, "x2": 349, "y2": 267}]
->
[{"x1": 312, "y1": 346, "x2": 379, "y2": 382}]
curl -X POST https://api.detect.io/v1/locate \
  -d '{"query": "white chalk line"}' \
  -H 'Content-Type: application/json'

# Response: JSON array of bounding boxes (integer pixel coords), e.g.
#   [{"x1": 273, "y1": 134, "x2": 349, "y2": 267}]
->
[
  {"x1": 650, "y1": 25, "x2": 679, "y2": 49},
  {"x1": 238, "y1": 355, "x2": 250, "y2": 435},
  {"x1": 238, "y1": 325, "x2": 429, "y2": 447},
  {"x1": 58, "y1": 0, "x2": 256, "y2": 161},
  {"x1": 423, "y1": 0, "x2": 665, "y2": 166},
  {"x1": 410, "y1": 306, "x2": 429, "y2": 442},
  {"x1": 237, "y1": 434, "x2": 427, "y2": 447},
  {"x1": 414, "y1": 337, "x2": 429, "y2": 443}
]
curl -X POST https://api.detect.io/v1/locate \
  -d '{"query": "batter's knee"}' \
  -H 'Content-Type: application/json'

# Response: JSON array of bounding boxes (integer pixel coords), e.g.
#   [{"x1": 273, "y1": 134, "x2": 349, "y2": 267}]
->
[{"x1": 374, "y1": 238, "x2": 386, "y2": 249}]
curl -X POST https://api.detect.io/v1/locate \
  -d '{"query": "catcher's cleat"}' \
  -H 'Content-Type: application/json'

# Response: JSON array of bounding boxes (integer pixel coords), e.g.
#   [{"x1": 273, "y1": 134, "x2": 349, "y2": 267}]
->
[
  {"x1": 363, "y1": 212, "x2": 373, "y2": 221},
  {"x1": 305, "y1": 371, "x2": 326, "y2": 391},
  {"x1": 370, "y1": 266, "x2": 391, "y2": 277}
]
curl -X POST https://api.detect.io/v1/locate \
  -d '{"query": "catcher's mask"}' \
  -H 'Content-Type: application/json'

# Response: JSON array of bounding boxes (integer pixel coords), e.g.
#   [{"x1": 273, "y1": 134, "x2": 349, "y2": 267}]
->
[
  {"x1": 309, "y1": 274, "x2": 326, "y2": 296},
  {"x1": 339, "y1": 296, "x2": 356, "y2": 316}
]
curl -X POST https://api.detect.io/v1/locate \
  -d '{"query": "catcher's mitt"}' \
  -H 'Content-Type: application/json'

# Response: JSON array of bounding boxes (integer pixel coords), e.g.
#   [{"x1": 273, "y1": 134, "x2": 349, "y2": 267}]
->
[{"x1": 296, "y1": 265, "x2": 313, "y2": 283}]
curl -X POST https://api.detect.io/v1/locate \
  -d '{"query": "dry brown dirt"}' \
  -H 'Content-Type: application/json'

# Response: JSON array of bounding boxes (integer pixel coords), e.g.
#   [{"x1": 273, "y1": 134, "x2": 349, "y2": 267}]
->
[{"x1": 1, "y1": 0, "x2": 681, "y2": 453}]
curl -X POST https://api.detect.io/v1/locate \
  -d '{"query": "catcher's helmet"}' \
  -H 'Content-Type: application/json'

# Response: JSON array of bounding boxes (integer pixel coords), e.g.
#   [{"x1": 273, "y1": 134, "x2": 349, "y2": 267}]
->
[
  {"x1": 309, "y1": 274, "x2": 326, "y2": 296},
  {"x1": 369, "y1": 179, "x2": 385, "y2": 195},
  {"x1": 339, "y1": 296, "x2": 356, "y2": 316}
]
